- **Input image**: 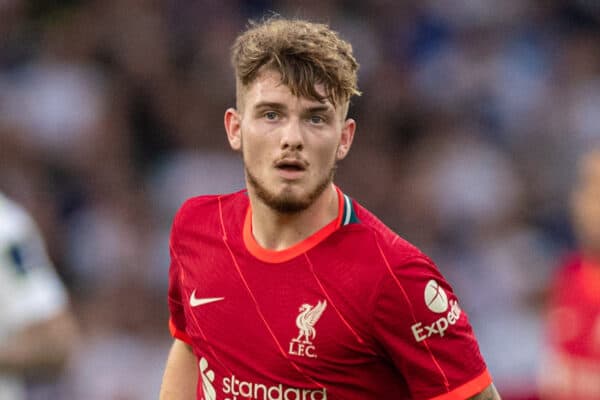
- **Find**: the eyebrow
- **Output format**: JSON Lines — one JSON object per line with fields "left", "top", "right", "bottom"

{"left": 252, "top": 102, "right": 335, "bottom": 114}
{"left": 252, "top": 102, "right": 287, "bottom": 112}
{"left": 305, "top": 105, "right": 333, "bottom": 114}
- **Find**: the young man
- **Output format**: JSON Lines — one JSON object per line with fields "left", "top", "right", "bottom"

{"left": 160, "top": 18, "right": 500, "bottom": 400}
{"left": 0, "top": 192, "right": 78, "bottom": 400}
{"left": 539, "top": 150, "right": 600, "bottom": 399}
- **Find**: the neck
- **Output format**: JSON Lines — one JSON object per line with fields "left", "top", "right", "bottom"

{"left": 248, "top": 184, "right": 339, "bottom": 251}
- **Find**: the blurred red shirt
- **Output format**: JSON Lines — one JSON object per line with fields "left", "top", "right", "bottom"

{"left": 540, "top": 254, "right": 600, "bottom": 399}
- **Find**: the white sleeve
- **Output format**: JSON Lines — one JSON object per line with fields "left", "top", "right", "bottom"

{"left": 0, "top": 198, "right": 68, "bottom": 338}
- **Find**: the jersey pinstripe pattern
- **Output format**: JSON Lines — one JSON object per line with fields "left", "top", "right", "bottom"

{"left": 168, "top": 188, "right": 491, "bottom": 399}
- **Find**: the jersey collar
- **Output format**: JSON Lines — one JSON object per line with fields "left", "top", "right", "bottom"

{"left": 243, "top": 186, "right": 351, "bottom": 263}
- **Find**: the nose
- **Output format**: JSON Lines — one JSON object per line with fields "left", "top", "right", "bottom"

{"left": 280, "top": 119, "right": 304, "bottom": 151}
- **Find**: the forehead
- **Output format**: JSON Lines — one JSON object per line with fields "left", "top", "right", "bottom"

{"left": 243, "top": 69, "right": 333, "bottom": 110}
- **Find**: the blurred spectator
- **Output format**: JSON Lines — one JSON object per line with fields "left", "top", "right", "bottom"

{"left": 538, "top": 150, "right": 600, "bottom": 399}
{"left": 0, "top": 192, "right": 78, "bottom": 400}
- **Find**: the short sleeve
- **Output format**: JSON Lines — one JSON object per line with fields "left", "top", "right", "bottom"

{"left": 167, "top": 206, "right": 193, "bottom": 345}
{"left": 373, "top": 256, "right": 491, "bottom": 400}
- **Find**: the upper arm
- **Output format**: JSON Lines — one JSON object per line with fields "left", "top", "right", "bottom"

{"left": 468, "top": 383, "right": 501, "bottom": 400}
{"left": 160, "top": 339, "right": 198, "bottom": 400}
{"left": 372, "top": 256, "right": 492, "bottom": 399}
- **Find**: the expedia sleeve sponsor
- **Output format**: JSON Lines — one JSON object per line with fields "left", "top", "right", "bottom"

{"left": 411, "top": 299, "right": 462, "bottom": 342}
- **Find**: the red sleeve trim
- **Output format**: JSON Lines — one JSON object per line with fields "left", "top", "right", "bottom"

{"left": 169, "top": 318, "right": 193, "bottom": 345}
{"left": 428, "top": 369, "right": 493, "bottom": 400}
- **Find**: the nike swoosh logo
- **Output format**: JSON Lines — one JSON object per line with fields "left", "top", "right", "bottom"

{"left": 189, "top": 290, "right": 225, "bottom": 307}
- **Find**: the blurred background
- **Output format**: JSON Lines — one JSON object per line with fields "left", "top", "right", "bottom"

{"left": 1, "top": 0, "right": 599, "bottom": 399}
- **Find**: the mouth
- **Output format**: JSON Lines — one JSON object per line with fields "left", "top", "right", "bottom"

{"left": 274, "top": 158, "right": 308, "bottom": 181}
{"left": 275, "top": 159, "right": 307, "bottom": 172}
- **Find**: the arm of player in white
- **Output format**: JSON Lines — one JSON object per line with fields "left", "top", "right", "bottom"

{"left": 0, "top": 308, "right": 78, "bottom": 376}
{"left": 0, "top": 195, "right": 78, "bottom": 377}
{"left": 468, "top": 383, "right": 502, "bottom": 400}
{"left": 160, "top": 339, "right": 198, "bottom": 400}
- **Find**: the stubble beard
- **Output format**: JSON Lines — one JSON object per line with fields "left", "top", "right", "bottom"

{"left": 245, "top": 158, "right": 337, "bottom": 214}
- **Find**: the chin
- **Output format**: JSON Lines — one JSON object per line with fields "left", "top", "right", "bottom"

{"left": 270, "top": 192, "right": 313, "bottom": 213}
{"left": 252, "top": 184, "right": 311, "bottom": 213}
{"left": 253, "top": 181, "right": 328, "bottom": 214}
{"left": 246, "top": 166, "right": 334, "bottom": 214}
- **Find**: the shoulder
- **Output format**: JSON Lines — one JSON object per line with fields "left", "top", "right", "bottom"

{"left": 550, "top": 252, "right": 583, "bottom": 287}
{"left": 343, "top": 197, "right": 428, "bottom": 265}
{"left": 172, "top": 190, "right": 248, "bottom": 229}
{"left": 0, "top": 193, "right": 38, "bottom": 244}
{"left": 340, "top": 197, "right": 447, "bottom": 301}
{"left": 0, "top": 195, "right": 67, "bottom": 309}
{"left": 330, "top": 197, "right": 444, "bottom": 301}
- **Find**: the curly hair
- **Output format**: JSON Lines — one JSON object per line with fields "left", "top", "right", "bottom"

{"left": 231, "top": 17, "right": 361, "bottom": 115}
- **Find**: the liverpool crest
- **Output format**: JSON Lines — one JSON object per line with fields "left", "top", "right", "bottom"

{"left": 288, "top": 300, "right": 327, "bottom": 358}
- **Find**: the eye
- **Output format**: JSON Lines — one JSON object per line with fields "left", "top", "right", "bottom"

{"left": 309, "top": 115, "right": 325, "bottom": 124}
{"left": 264, "top": 111, "right": 279, "bottom": 120}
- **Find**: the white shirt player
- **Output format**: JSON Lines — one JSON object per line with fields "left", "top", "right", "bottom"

{"left": 0, "top": 193, "right": 68, "bottom": 400}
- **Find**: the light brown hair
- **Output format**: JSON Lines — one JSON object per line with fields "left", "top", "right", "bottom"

{"left": 231, "top": 17, "right": 361, "bottom": 116}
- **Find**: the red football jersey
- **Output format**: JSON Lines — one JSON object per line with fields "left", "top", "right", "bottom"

{"left": 539, "top": 254, "right": 600, "bottom": 399}
{"left": 168, "top": 187, "right": 491, "bottom": 400}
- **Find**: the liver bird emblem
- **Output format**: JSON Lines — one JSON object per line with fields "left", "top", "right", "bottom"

{"left": 294, "top": 300, "right": 327, "bottom": 344}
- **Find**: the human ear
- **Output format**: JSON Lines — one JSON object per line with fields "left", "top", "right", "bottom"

{"left": 224, "top": 108, "right": 242, "bottom": 151}
{"left": 336, "top": 118, "right": 356, "bottom": 160}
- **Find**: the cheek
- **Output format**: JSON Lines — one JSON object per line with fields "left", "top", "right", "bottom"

{"left": 316, "top": 140, "right": 341, "bottom": 165}
{"left": 241, "top": 130, "right": 270, "bottom": 166}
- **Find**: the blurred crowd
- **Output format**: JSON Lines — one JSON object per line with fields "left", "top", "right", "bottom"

{"left": 1, "top": 0, "right": 599, "bottom": 399}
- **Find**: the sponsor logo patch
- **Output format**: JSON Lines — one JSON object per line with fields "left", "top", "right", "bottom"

{"left": 200, "top": 357, "right": 217, "bottom": 400}
{"left": 411, "top": 280, "right": 462, "bottom": 342}
{"left": 424, "top": 279, "right": 448, "bottom": 313}
{"left": 199, "top": 357, "right": 328, "bottom": 400}
{"left": 190, "top": 290, "right": 225, "bottom": 307}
